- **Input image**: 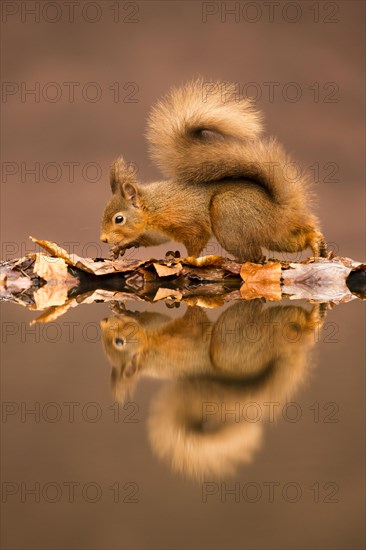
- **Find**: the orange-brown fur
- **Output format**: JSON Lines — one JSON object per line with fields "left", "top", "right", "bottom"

{"left": 100, "top": 301, "right": 326, "bottom": 479}
{"left": 101, "top": 79, "right": 327, "bottom": 261}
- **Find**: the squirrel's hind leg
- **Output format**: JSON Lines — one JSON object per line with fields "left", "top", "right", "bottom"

{"left": 210, "top": 191, "right": 266, "bottom": 263}
{"left": 269, "top": 226, "right": 328, "bottom": 259}
{"left": 311, "top": 232, "right": 328, "bottom": 258}
{"left": 213, "top": 231, "right": 264, "bottom": 263}
{"left": 231, "top": 245, "right": 265, "bottom": 264}
{"left": 184, "top": 233, "right": 211, "bottom": 258}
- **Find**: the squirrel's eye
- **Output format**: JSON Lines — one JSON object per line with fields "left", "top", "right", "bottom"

{"left": 114, "top": 337, "right": 125, "bottom": 347}
{"left": 114, "top": 214, "right": 125, "bottom": 225}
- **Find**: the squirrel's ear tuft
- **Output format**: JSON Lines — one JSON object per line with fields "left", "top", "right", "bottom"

{"left": 122, "top": 182, "right": 140, "bottom": 207}
{"left": 110, "top": 157, "right": 139, "bottom": 195}
{"left": 110, "top": 158, "right": 125, "bottom": 194}
{"left": 110, "top": 168, "right": 120, "bottom": 194}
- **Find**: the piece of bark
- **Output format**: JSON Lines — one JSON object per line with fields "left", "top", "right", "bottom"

{"left": 30, "top": 236, "right": 148, "bottom": 275}
{"left": 1, "top": 237, "right": 365, "bottom": 321}
{"left": 154, "top": 288, "right": 183, "bottom": 301}
{"left": 282, "top": 258, "right": 362, "bottom": 303}
{"left": 30, "top": 301, "right": 73, "bottom": 324}
{"left": 153, "top": 262, "right": 183, "bottom": 277}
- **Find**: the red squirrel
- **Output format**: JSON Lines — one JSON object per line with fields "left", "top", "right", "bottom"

{"left": 101, "top": 79, "right": 327, "bottom": 261}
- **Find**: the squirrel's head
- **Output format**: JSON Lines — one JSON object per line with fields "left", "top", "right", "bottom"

{"left": 100, "top": 313, "right": 146, "bottom": 403}
{"left": 100, "top": 158, "right": 146, "bottom": 247}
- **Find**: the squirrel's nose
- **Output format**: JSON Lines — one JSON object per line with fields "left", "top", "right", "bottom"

{"left": 100, "top": 233, "right": 108, "bottom": 243}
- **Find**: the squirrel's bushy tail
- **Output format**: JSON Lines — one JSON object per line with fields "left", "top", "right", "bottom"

{"left": 147, "top": 78, "right": 263, "bottom": 171}
{"left": 146, "top": 79, "right": 311, "bottom": 210}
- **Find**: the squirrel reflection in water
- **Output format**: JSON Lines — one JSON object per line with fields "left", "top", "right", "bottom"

{"left": 100, "top": 300, "right": 326, "bottom": 480}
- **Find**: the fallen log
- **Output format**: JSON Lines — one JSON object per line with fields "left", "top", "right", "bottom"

{"left": 0, "top": 236, "right": 365, "bottom": 323}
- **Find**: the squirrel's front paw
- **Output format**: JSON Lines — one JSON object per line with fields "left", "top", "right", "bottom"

{"left": 110, "top": 301, "right": 127, "bottom": 314}
{"left": 109, "top": 245, "right": 126, "bottom": 260}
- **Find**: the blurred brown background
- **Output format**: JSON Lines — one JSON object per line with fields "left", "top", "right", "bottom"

{"left": 1, "top": 2, "right": 365, "bottom": 550}
{"left": 1, "top": 0, "right": 365, "bottom": 261}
